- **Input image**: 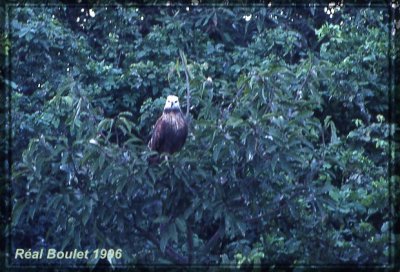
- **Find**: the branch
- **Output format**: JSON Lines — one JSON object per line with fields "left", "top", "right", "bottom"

{"left": 132, "top": 223, "right": 188, "bottom": 264}
{"left": 187, "top": 218, "right": 194, "bottom": 264}
{"left": 296, "top": 58, "right": 313, "bottom": 100}
{"left": 219, "top": 85, "right": 244, "bottom": 123}
{"left": 179, "top": 49, "right": 191, "bottom": 119}
{"left": 226, "top": 85, "right": 245, "bottom": 113}
{"left": 199, "top": 218, "right": 225, "bottom": 256}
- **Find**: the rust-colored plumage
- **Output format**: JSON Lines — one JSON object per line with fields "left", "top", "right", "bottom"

{"left": 148, "top": 95, "right": 188, "bottom": 163}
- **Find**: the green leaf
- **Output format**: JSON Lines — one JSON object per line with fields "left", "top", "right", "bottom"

{"left": 82, "top": 207, "right": 90, "bottom": 226}
{"left": 175, "top": 218, "right": 186, "bottom": 233}
{"left": 12, "top": 199, "right": 27, "bottom": 226}
{"left": 167, "top": 223, "right": 178, "bottom": 243}
{"left": 62, "top": 96, "right": 73, "bottom": 106}
{"left": 154, "top": 216, "right": 169, "bottom": 224}
{"left": 4, "top": 79, "right": 18, "bottom": 89}
{"left": 226, "top": 116, "right": 243, "bottom": 128}
{"left": 98, "top": 153, "right": 106, "bottom": 169}
{"left": 160, "top": 231, "right": 169, "bottom": 254}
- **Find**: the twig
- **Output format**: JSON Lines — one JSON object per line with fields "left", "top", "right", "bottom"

{"left": 219, "top": 85, "right": 244, "bottom": 123}
{"left": 179, "top": 49, "right": 191, "bottom": 119}
{"left": 226, "top": 85, "right": 245, "bottom": 113}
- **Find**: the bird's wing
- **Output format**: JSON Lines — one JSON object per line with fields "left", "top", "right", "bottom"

{"left": 148, "top": 115, "right": 165, "bottom": 151}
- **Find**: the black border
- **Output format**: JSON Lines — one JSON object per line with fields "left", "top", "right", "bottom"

{"left": 1, "top": 1, "right": 399, "bottom": 271}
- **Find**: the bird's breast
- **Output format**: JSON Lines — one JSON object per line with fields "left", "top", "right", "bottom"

{"left": 163, "top": 112, "right": 186, "bottom": 133}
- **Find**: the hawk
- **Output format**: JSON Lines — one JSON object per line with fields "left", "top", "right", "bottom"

{"left": 148, "top": 95, "right": 188, "bottom": 162}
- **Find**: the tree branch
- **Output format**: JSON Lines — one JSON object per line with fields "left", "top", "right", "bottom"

{"left": 199, "top": 218, "right": 225, "bottom": 256}
{"left": 132, "top": 223, "right": 188, "bottom": 264}
{"left": 226, "top": 85, "right": 245, "bottom": 113}
{"left": 179, "top": 49, "right": 191, "bottom": 120}
{"left": 296, "top": 58, "right": 313, "bottom": 100}
{"left": 187, "top": 218, "right": 194, "bottom": 264}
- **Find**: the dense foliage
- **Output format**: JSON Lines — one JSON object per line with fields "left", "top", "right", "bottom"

{"left": 3, "top": 2, "right": 399, "bottom": 269}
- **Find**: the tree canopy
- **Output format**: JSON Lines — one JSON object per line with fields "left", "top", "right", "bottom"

{"left": 2, "top": 1, "right": 399, "bottom": 269}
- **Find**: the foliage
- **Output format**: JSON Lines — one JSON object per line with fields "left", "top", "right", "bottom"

{"left": 5, "top": 2, "right": 399, "bottom": 269}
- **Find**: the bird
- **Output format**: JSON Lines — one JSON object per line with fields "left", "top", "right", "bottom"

{"left": 148, "top": 95, "right": 188, "bottom": 163}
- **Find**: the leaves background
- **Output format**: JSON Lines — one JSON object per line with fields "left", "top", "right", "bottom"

{"left": 2, "top": 2, "right": 399, "bottom": 268}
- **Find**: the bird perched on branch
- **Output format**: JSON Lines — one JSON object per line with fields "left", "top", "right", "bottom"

{"left": 148, "top": 95, "right": 188, "bottom": 164}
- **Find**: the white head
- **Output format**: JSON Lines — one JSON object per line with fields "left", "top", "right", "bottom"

{"left": 164, "top": 95, "right": 181, "bottom": 110}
